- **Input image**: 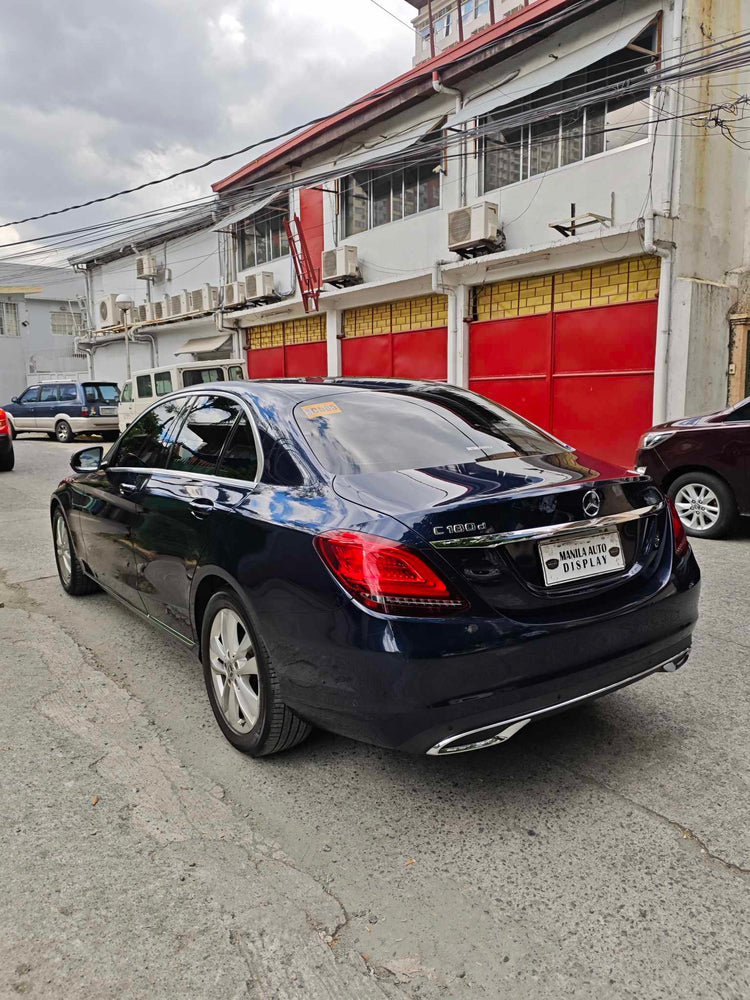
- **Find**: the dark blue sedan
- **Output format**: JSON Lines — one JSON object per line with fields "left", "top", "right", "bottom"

{"left": 50, "top": 379, "right": 700, "bottom": 757}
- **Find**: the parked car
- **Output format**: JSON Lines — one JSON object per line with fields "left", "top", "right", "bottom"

{"left": 119, "top": 359, "right": 247, "bottom": 430}
{"left": 50, "top": 379, "right": 700, "bottom": 758}
{"left": 0, "top": 408, "right": 14, "bottom": 471}
{"left": 635, "top": 395, "right": 750, "bottom": 539}
{"left": 3, "top": 381, "right": 120, "bottom": 443}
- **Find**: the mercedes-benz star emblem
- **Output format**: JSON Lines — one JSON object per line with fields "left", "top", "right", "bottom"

{"left": 582, "top": 490, "right": 601, "bottom": 518}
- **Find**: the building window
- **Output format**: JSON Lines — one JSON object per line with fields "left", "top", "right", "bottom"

{"left": 0, "top": 301, "right": 20, "bottom": 337}
{"left": 480, "top": 26, "right": 657, "bottom": 193}
{"left": 462, "top": 0, "right": 489, "bottom": 21}
{"left": 340, "top": 138, "right": 443, "bottom": 237}
{"left": 433, "top": 7, "right": 452, "bottom": 38}
{"left": 237, "top": 199, "right": 289, "bottom": 271}
{"left": 51, "top": 311, "right": 83, "bottom": 336}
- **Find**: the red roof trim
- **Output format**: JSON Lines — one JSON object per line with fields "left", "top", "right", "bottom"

{"left": 212, "top": 0, "right": 573, "bottom": 193}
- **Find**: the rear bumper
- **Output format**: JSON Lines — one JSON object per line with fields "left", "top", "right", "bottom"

{"left": 69, "top": 416, "right": 119, "bottom": 431}
{"left": 272, "top": 552, "right": 700, "bottom": 755}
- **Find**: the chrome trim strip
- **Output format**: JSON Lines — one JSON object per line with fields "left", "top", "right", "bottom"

{"left": 430, "top": 502, "right": 664, "bottom": 549}
{"left": 425, "top": 650, "right": 689, "bottom": 756}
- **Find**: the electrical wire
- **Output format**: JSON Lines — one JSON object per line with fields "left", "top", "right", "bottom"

{"left": 364, "top": 0, "right": 418, "bottom": 35}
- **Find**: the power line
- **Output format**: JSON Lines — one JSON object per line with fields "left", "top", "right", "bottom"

{"left": 365, "top": 0, "right": 417, "bottom": 35}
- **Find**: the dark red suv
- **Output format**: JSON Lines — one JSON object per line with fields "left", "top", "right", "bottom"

{"left": 635, "top": 396, "right": 750, "bottom": 538}
{"left": 0, "top": 408, "right": 14, "bottom": 472}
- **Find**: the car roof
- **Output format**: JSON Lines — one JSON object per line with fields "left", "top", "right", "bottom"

{"left": 225, "top": 377, "right": 443, "bottom": 401}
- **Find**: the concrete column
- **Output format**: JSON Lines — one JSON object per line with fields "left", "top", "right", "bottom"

{"left": 326, "top": 309, "right": 342, "bottom": 377}
{"left": 447, "top": 284, "right": 470, "bottom": 388}
{"left": 729, "top": 318, "right": 750, "bottom": 405}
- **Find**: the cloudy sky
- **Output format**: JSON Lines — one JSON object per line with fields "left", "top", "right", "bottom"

{"left": 0, "top": 0, "right": 416, "bottom": 259}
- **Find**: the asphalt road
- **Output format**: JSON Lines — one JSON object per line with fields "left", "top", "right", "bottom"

{"left": 0, "top": 436, "right": 748, "bottom": 1000}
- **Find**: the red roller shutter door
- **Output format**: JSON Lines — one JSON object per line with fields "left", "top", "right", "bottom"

{"left": 247, "top": 341, "right": 326, "bottom": 379}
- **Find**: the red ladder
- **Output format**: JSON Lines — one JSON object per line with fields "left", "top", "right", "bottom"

{"left": 284, "top": 215, "right": 321, "bottom": 314}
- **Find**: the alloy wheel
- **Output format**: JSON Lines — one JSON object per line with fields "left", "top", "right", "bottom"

{"left": 208, "top": 607, "right": 260, "bottom": 734}
{"left": 56, "top": 421, "right": 72, "bottom": 443}
{"left": 54, "top": 515, "right": 72, "bottom": 586}
{"left": 673, "top": 482, "right": 721, "bottom": 532}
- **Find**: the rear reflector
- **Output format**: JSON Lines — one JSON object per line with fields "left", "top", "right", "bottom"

{"left": 314, "top": 530, "right": 467, "bottom": 616}
{"left": 666, "top": 496, "right": 690, "bottom": 557}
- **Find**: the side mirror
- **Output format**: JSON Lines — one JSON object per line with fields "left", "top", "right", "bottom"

{"left": 11, "top": 397, "right": 18, "bottom": 404}
{"left": 71, "top": 446, "right": 104, "bottom": 474}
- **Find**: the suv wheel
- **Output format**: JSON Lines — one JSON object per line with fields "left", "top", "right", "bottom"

{"left": 201, "top": 590, "right": 311, "bottom": 757}
{"left": 668, "top": 472, "right": 736, "bottom": 539}
{"left": 55, "top": 420, "right": 74, "bottom": 443}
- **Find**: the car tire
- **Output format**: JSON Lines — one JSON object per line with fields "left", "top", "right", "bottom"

{"left": 55, "top": 420, "right": 74, "bottom": 443}
{"left": 47, "top": 432, "right": 56, "bottom": 440}
{"left": 668, "top": 471, "right": 736, "bottom": 540}
{"left": 52, "top": 508, "right": 99, "bottom": 595}
{"left": 201, "top": 590, "right": 312, "bottom": 757}
{"left": 0, "top": 448, "right": 13, "bottom": 472}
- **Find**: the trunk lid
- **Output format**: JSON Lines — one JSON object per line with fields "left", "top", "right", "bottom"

{"left": 333, "top": 450, "right": 667, "bottom": 620}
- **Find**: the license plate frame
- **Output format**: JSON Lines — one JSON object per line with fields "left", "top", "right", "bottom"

{"left": 539, "top": 526, "right": 625, "bottom": 587}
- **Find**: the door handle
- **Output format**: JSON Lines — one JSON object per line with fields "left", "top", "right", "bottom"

{"left": 119, "top": 482, "right": 140, "bottom": 495}
{"left": 190, "top": 498, "right": 215, "bottom": 518}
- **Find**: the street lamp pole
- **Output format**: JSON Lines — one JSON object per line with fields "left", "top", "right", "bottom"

{"left": 115, "top": 294, "right": 134, "bottom": 379}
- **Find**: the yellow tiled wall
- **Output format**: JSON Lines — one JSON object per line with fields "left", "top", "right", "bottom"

{"left": 247, "top": 314, "right": 325, "bottom": 351}
{"left": 343, "top": 294, "right": 448, "bottom": 338}
{"left": 475, "top": 256, "right": 661, "bottom": 321}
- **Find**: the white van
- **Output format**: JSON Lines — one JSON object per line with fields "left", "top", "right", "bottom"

{"left": 118, "top": 359, "right": 248, "bottom": 430}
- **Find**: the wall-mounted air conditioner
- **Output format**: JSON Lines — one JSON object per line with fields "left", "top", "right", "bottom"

{"left": 244, "top": 272, "right": 275, "bottom": 302}
{"left": 188, "top": 284, "right": 219, "bottom": 313}
{"left": 448, "top": 202, "right": 500, "bottom": 252}
{"left": 97, "top": 294, "right": 122, "bottom": 329}
{"left": 321, "top": 246, "right": 359, "bottom": 285}
{"left": 146, "top": 301, "right": 165, "bottom": 322}
{"left": 135, "top": 304, "right": 148, "bottom": 323}
{"left": 223, "top": 281, "right": 246, "bottom": 308}
{"left": 135, "top": 254, "right": 160, "bottom": 279}
{"left": 169, "top": 291, "right": 191, "bottom": 318}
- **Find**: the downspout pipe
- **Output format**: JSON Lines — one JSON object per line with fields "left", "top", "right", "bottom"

{"left": 433, "top": 259, "right": 459, "bottom": 385}
{"left": 432, "top": 72, "right": 465, "bottom": 208}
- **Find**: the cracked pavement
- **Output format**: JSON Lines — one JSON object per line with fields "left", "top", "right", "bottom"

{"left": 0, "top": 437, "right": 748, "bottom": 999}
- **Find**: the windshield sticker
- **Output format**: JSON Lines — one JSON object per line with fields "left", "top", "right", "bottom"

{"left": 301, "top": 401, "right": 342, "bottom": 419}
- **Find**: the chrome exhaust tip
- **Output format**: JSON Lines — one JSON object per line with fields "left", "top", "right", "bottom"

{"left": 661, "top": 649, "right": 691, "bottom": 673}
{"left": 427, "top": 718, "right": 530, "bottom": 756}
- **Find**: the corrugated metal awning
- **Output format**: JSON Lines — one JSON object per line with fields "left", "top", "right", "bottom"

{"left": 450, "top": 12, "right": 656, "bottom": 127}
{"left": 175, "top": 334, "right": 232, "bottom": 355}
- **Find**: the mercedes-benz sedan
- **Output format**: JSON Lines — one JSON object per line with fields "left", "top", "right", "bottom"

{"left": 51, "top": 379, "right": 700, "bottom": 757}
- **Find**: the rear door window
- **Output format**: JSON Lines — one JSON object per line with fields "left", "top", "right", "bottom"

{"left": 59, "top": 383, "right": 78, "bottom": 401}
{"left": 154, "top": 371, "right": 173, "bottom": 396}
{"left": 136, "top": 375, "right": 154, "bottom": 399}
{"left": 111, "top": 398, "right": 187, "bottom": 469}
{"left": 218, "top": 416, "right": 258, "bottom": 482}
{"left": 182, "top": 367, "right": 224, "bottom": 387}
{"left": 39, "top": 385, "right": 60, "bottom": 403}
{"left": 83, "top": 383, "right": 119, "bottom": 402}
{"left": 168, "top": 395, "right": 242, "bottom": 474}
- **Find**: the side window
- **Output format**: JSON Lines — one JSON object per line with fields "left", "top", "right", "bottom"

{"left": 19, "top": 387, "right": 40, "bottom": 403}
{"left": 169, "top": 395, "right": 242, "bottom": 474}
{"left": 110, "top": 398, "right": 186, "bottom": 469}
{"left": 218, "top": 415, "right": 259, "bottom": 482}
{"left": 120, "top": 382, "right": 133, "bottom": 403}
{"left": 40, "top": 385, "right": 60, "bottom": 403}
{"left": 729, "top": 402, "right": 750, "bottom": 422}
{"left": 136, "top": 374, "right": 154, "bottom": 399}
{"left": 59, "top": 383, "right": 78, "bottom": 401}
{"left": 154, "top": 371, "right": 173, "bottom": 396}
{"left": 258, "top": 428, "right": 304, "bottom": 487}
{"left": 182, "top": 367, "right": 223, "bottom": 387}
{"left": 228, "top": 365, "right": 244, "bottom": 381}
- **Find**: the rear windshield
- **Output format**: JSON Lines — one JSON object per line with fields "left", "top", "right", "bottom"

{"left": 83, "top": 383, "right": 119, "bottom": 402}
{"left": 294, "top": 387, "right": 565, "bottom": 476}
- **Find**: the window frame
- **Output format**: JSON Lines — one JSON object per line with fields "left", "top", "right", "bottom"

{"left": 0, "top": 301, "right": 20, "bottom": 337}
{"left": 50, "top": 311, "right": 84, "bottom": 336}
{"left": 479, "top": 29, "right": 657, "bottom": 196}
{"left": 104, "top": 389, "right": 265, "bottom": 489}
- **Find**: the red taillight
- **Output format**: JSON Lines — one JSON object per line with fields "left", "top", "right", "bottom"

{"left": 81, "top": 406, "right": 89, "bottom": 416}
{"left": 666, "top": 497, "right": 690, "bottom": 558}
{"left": 314, "top": 530, "right": 467, "bottom": 617}
{"left": 0, "top": 410, "right": 8, "bottom": 436}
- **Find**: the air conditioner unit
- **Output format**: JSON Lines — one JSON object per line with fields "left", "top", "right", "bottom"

{"left": 146, "top": 301, "right": 165, "bottom": 322}
{"left": 448, "top": 202, "right": 499, "bottom": 252}
{"left": 169, "top": 291, "right": 191, "bottom": 318}
{"left": 97, "top": 294, "right": 122, "bottom": 329}
{"left": 134, "top": 304, "right": 147, "bottom": 323}
{"left": 223, "top": 281, "right": 246, "bottom": 308}
{"left": 135, "top": 253, "right": 160, "bottom": 279}
{"left": 321, "top": 246, "right": 359, "bottom": 284}
{"left": 244, "top": 272, "right": 275, "bottom": 302}
{"left": 188, "top": 284, "right": 219, "bottom": 313}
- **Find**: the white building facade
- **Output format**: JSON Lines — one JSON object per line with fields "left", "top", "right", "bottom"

{"left": 77, "top": 0, "right": 750, "bottom": 468}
